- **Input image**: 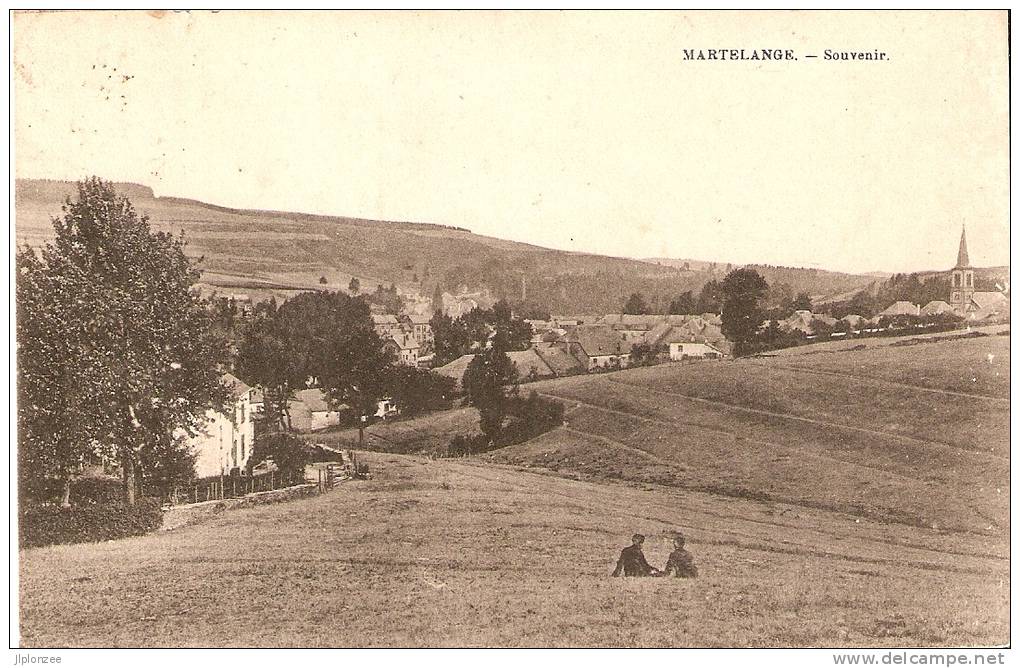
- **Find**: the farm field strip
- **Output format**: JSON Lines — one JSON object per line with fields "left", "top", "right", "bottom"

{"left": 541, "top": 386, "right": 1004, "bottom": 479}
{"left": 559, "top": 402, "right": 925, "bottom": 486}
{"left": 602, "top": 375, "right": 1008, "bottom": 460}
{"left": 542, "top": 418, "right": 995, "bottom": 538}
{"left": 746, "top": 360, "right": 1009, "bottom": 402}
{"left": 534, "top": 384, "right": 1005, "bottom": 535}
{"left": 766, "top": 334, "right": 1010, "bottom": 398}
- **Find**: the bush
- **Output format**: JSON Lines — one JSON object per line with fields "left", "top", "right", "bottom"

{"left": 448, "top": 392, "right": 565, "bottom": 456}
{"left": 19, "top": 473, "right": 125, "bottom": 510}
{"left": 386, "top": 366, "right": 457, "bottom": 416}
{"left": 247, "top": 432, "right": 310, "bottom": 478}
{"left": 19, "top": 499, "right": 164, "bottom": 548}
{"left": 71, "top": 475, "right": 124, "bottom": 506}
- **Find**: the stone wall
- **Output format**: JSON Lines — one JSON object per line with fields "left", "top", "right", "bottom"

{"left": 161, "top": 484, "right": 321, "bottom": 531}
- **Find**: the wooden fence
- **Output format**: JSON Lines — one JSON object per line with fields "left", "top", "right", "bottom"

{"left": 168, "top": 469, "right": 311, "bottom": 506}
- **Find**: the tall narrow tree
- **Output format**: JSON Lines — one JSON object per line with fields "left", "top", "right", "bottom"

{"left": 17, "top": 178, "right": 228, "bottom": 505}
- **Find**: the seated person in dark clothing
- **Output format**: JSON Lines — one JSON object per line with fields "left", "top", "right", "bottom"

{"left": 612, "top": 533, "right": 659, "bottom": 577}
{"left": 657, "top": 533, "right": 698, "bottom": 578}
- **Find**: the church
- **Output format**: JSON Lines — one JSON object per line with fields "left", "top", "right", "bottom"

{"left": 944, "top": 227, "right": 1009, "bottom": 321}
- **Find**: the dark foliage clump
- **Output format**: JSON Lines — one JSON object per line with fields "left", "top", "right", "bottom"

{"left": 20, "top": 499, "right": 163, "bottom": 548}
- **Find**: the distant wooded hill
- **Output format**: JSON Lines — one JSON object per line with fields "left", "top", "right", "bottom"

{"left": 16, "top": 178, "right": 880, "bottom": 313}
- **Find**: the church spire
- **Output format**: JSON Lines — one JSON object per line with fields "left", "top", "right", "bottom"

{"left": 955, "top": 225, "right": 971, "bottom": 268}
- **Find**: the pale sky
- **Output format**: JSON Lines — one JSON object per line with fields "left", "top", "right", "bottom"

{"left": 13, "top": 10, "right": 1010, "bottom": 274}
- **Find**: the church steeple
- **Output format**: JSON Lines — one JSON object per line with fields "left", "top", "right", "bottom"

{"left": 949, "top": 225, "right": 974, "bottom": 312}
{"left": 955, "top": 226, "right": 971, "bottom": 268}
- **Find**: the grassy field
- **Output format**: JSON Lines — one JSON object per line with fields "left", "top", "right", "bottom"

{"left": 332, "top": 332, "right": 1009, "bottom": 537}
{"left": 18, "top": 331, "right": 1010, "bottom": 647}
{"left": 493, "top": 333, "right": 1010, "bottom": 535}
{"left": 298, "top": 406, "right": 479, "bottom": 457}
{"left": 19, "top": 452, "right": 1008, "bottom": 647}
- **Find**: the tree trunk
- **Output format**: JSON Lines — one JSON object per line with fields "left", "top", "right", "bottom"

{"left": 60, "top": 475, "right": 72, "bottom": 510}
{"left": 282, "top": 383, "right": 293, "bottom": 431}
{"left": 123, "top": 402, "right": 141, "bottom": 505}
{"left": 122, "top": 451, "right": 136, "bottom": 506}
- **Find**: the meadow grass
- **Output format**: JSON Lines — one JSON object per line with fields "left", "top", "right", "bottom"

{"left": 19, "top": 453, "right": 1008, "bottom": 647}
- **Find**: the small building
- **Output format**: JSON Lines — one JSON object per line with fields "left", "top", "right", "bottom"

{"left": 434, "top": 349, "right": 556, "bottom": 390}
{"left": 291, "top": 388, "right": 342, "bottom": 431}
{"left": 383, "top": 332, "right": 421, "bottom": 366}
{"left": 400, "top": 313, "right": 434, "bottom": 348}
{"left": 780, "top": 310, "right": 838, "bottom": 335}
{"left": 967, "top": 291, "right": 1010, "bottom": 322}
{"left": 555, "top": 325, "right": 632, "bottom": 372}
{"left": 371, "top": 313, "right": 403, "bottom": 338}
{"left": 877, "top": 301, "right": 921, "bottom": 318}
{"left": 189, "top": 373, "right": 256, "bottom": 478}
{"left": 920, "top": 300, "right": 955, "bottom": 316}
{"left": 532, "top": 342, "right": 586, "bottom": 377}
{"left": 668, "top": 341, "right": 724, "bottom": 361}
{"left": 374, "top": 397, "right": 399, "bottom": 419}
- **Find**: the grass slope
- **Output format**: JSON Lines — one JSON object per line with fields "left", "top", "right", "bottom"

{"left": 489, "top": 333, "right": 1009, "bottom": 536}
{"left": 19, "top": 452, "right": 1007, "bottom": 647}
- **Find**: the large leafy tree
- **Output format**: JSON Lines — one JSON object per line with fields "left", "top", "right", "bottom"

{"left": 237, "top": 291, "right": 392, "bottom": 428}
{"left": 720, "top": 268, "right": 770, "bottom": 356}
{"left": 430, "top": 301, "right": 532, "bottom": 366}
{"left": 429, "top": 311, "right": 469, "bottom": 367}
{"left": 17, "top": 178, "right": 228, "bottom": 506}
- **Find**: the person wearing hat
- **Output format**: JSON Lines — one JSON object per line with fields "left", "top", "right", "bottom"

{"left": 657, "top": 532, "right": 698, "bottom": 578}
{"left": 611, "top": 533, "right": 659, "bottom": 577}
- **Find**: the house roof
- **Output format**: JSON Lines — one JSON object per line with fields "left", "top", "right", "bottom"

{"left": 221, "top": 372, "right": 251, "bottom": 399}
{"left": 551, "top": 315, "right": 602, "bottom": 325}
{"left": 407, "top": 314, "right": 432, "bottom": 325}
{"left": 564, "top": 325, "right": 632, "bottom": 357}
{"left": 385, "top": 333, "right": 420, "bottom": 351}
{"left": 971, "top": 291, "right": 1009, "bottom": 310}
{"left": 372, "top": 314, "right": 399, "bottom": 325}
{"left": 541, "top": 328, "right": 566, "bottom": 342}
{"left": 433, "top": 355, "right": 475, "bottom": 384}
{"left": 780, "top": 311, "right": 836, "bottom": 334}
{"left": 920, "top": 300, "right": 954, "bottom": 315}
{"left": 533, "top": 343, "right": 586, "bottom": 376}
{"left": 878, "top": 301, "right": 921, "bottom": 317}
{"left": 506, "top": 348, "right": 555, "bottom": 380}
{"left": 434, "top": 349, "right": 556, "bottom": 387}
{"left": 294, "top": 388, "right": 331, "bottom": 413}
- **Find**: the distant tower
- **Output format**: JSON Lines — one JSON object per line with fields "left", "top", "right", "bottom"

{"left": 949, "top": 226, "right": 975, "bottom": 312}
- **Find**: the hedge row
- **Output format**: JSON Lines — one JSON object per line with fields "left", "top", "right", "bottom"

{"left": 19, "top": 499, "right": 164, "bottom": 549}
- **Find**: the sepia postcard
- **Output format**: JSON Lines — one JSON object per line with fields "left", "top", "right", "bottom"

{"left": 9, "top": 8, "right": 1012, "bottom": 659}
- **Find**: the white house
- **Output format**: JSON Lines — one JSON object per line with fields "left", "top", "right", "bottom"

{"left": 291, "top": 388, "right": 342, "bottom": 431}
{"left": 383, "top": 333, "right": 421, "bottom": 366}
{"left": 190, "top": 372, "right": 256, "bottom": 478}
{"left": 669, "top": 341, "right": 724, "bottom": 361}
